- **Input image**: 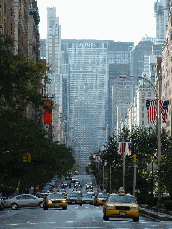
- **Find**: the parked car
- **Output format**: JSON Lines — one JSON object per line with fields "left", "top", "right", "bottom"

{"left": 66, "top": 192, "right": 82, "bottom": 206}
{"left": 43, "top": 193, "right": 67, "bottom": 210}
{"left": 82, "top": 194, "right": 93, "bottom": 205}
{"left": 3, "top": 194, "right": 43, "bottom": 210}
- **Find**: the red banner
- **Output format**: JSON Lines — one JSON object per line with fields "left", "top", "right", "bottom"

{"left": 44, "top": 99, "right": 52, "bottom": 124}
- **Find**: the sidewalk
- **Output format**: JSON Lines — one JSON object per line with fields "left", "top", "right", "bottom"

{"left": 139, "top": 205, "right": 172, "bottom": 221}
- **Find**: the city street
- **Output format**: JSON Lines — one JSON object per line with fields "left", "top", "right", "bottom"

{"left": 0, "top": 175, "right": 172, "bottom": 229}
{"left": 0, "top": 204, "right": 172, "bottom": 229}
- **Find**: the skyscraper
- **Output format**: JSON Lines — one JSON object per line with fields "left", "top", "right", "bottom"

{"left": 61, "top": 40, "right": 109, "bottom": 166}
{"left": 46, "top": 7, "right": 64, "bottom": 142}
{"left": 154, "top": 0, "right": 168, "bottom": 45}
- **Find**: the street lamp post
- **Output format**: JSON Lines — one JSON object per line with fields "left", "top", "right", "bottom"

{"left": 140, "top": 75, "right": 161, "bottom": 209}
{"left": 120, "top": 75, "right": 161, "bottom": 207}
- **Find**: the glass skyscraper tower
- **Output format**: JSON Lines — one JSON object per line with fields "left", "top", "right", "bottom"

{"left": 61, "top": 40, "right": 109, "bottom": 166}
{"left": 46, "top": 7, "right": 64, "bottom": 142}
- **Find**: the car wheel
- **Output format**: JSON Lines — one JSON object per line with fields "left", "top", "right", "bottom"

{"left": 39, "top": 201, "right": 43, "bottom": 208}
{"left": 103, "top": 212, "right": 109, "bottom": 221}
{"left": 133, "top": 217, "right": 139, "bottom": 222}
{"left": 80, "top": 203, "right": 82, "bottom": 206}
{"left": 43, "top": 204, "right": 48, "bottom": 210}
{"left": 11, "top": 203, "right": 18, "bottom": 210}
{"left": 62, "top": 206, "right": 67, "bottom": 210}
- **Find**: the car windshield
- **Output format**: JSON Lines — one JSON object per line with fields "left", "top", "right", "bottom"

{"left": 107, "top": 195, "right": 136, "bottom": 203}
{"left": 47, "top": 194, "right": 64, "bottom": 199}
{"left": 67, "top": 193, "right": 81, "bottom": 197}
{"left": 98, "top": 194, "right": 109, "bottom": 198}
{"left": 37, "top": 193, "right": 47, "bottom": 198}
{"left": 83, "top": 194, "right": 92, "bottom": 198}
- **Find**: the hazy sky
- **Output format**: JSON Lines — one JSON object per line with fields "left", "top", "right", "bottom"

{"left": 37, "top": 0, "right": 156, "bottom": 46}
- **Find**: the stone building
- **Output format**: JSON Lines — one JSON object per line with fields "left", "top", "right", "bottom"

{"left": 0, "top": 0, "right": 43, "bottom": 124}
{"left": 161, "top": 1, "right": 172, "bottom": 135}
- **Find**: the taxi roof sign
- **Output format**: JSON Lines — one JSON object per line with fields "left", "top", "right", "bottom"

{"left": 118, "top": 187, "right": 125, "bottom": 194}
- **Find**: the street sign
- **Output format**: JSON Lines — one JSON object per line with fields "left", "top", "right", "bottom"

{"left": 147, "top": 162, "right": 158, "bottom": 172}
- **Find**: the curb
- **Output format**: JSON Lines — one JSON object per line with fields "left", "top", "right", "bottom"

{"left": 139, "top": 207, "right": 172, "bottom": 221}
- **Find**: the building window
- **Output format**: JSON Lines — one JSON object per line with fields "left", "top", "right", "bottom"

{"left": 148, "top": 92, "right": 151, "bottom": 97}
{"left": 142, "top": 113, "right": 144, "bottom": 118}
{"left": 142, "top": 99, "right": 144, "bottom": 103}
{"left": 142, "top": 106, "right": 144, "bottom": 111}
{"left": 142, "top": 121, "right": 144, "bottom": 125}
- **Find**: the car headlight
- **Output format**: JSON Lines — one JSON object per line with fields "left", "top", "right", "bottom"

{"left": 130, "top": 207, "right": 138, "bottom": 210}
{"left": 48, "top": 200, "right": 52, "bottom": 204}
{"left": 62, "top": 200, "right": 66, "bottom": 203}
{"left": 107, "top": 205, "right": 115, "bottom": 210}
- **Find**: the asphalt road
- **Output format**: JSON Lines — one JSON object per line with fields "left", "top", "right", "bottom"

{"left": 1, "top": 204, "right": 172, "bottom": 229}
{"left": 0, "top": 175, "right": 172, "bottom": 229}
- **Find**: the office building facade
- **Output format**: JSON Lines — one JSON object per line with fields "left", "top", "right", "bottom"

{"left": 154, "top": 0, "right": 168, "bottom": 45}
{"left": 61, "top": 40, "right": 109, "bottom": 165}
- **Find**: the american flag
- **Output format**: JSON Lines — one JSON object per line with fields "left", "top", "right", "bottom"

{"left": 146, "top": 100, "right": 157, "bottom": 123}
{"left": 159, "top": 100, "right": 169, "bottom": 123}
{"left": 116, "top": 142, "right": 132, "bottom": 155}
{"left": 125, "top": 142, "right": 132, "bottom": 156}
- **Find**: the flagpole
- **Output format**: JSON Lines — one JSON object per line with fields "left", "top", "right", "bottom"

{"left": 103, "top": 164, "right": 104, "bottom": 191}
{"left": 157, "top": 72, "right": 162, "bottom": 210}
{"left": 123, "top": 140, "right": 125, "bottom": 190}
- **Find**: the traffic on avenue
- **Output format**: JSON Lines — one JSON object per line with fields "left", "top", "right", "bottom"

{"left": 0, "top": 174, "right": 172, "bottom": 229}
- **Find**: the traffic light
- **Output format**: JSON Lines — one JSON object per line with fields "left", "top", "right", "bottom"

{"left": 23, "top": 153, "right": 31, "bottom": 163}
{"left": 28, "top": 153, "right": 31, "bottom": 163}
{"left": 18, "top": 181, "right": 20, "bottom": 187}
{"left": 23, "top": 154, "right": 27, "bottom": 163}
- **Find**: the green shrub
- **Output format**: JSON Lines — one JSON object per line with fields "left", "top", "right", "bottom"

{"left": 163, "top": 200, "right": 172, "bottom": 210}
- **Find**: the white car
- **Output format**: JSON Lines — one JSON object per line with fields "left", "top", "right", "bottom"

{"left": 4, "top": 194, "right": 43, "bottom": 210}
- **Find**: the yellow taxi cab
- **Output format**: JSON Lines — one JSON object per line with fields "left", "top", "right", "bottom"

{"left": 94, "top": 193, "right": 109, "bottom": 206}
{"left": 43, "top": 192, "right": 67, "bottom": 210}
{"left": 103, "top": 188, "right": 139, "bottom": 222}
